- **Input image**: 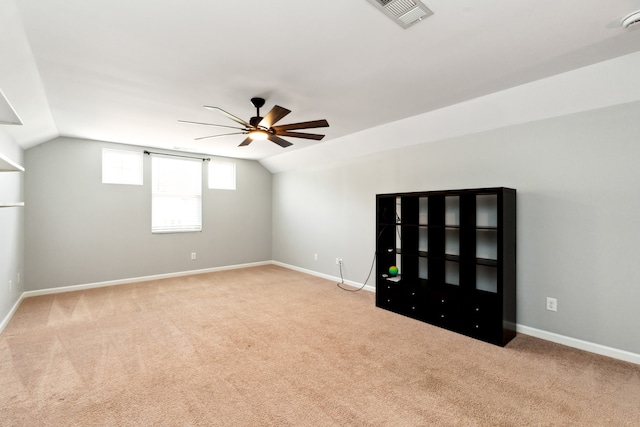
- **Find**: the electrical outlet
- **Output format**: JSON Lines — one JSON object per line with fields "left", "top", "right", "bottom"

{"left": 336, "top": 258, "right": 343, "bottom": 265}
{"left": 546, "top": 297, "right": 557, "bottom": 312}
{"left": 314, "top": 253, "right": 318, "bottom": 261}
{"left": 191, "top": 252, "right": 197, "bottom": 260}
{"left": 17, "top": 273, "right": 20, "bottom": 284}
{"left": 9, "top": 280, "right": 12, "bottom": 292}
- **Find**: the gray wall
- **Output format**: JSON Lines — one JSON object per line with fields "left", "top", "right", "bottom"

{"left": 272, "top": 100, "right": 640, "bottom": 355}
{"left": 25, "top": 137, "right": 272, "bottom": 291}
{"left": 0, "top": 131, "right": 24, "bottom": 326}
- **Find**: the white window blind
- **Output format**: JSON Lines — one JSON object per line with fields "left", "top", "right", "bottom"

{"left": 151, "top": 155, "right": 202, "bottom": 233}
{"left": 102, "top": 148, "right": 143, "bottom": 185}
{"left": 208, "top": 161, "right": 236, "bottom": 190}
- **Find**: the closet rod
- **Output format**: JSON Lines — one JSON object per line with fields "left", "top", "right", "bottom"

{"left": 144, "top": 150, "right": 210, "bottom": 161}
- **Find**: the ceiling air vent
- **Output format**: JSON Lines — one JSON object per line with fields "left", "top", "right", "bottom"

{"left": 366, "top": 0, "right": 433, "bottom": 29}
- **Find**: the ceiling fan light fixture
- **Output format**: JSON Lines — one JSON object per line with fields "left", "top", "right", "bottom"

{"left": 249, "top": 129, "right": 269, "bottom": 140}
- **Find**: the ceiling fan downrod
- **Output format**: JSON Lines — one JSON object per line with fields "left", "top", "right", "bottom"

{"left": 250, "top": 97, "right": 266, "bottom": 127}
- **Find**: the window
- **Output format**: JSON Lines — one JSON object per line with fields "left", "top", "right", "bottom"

{"left": 102, "top": 148, "right": 143, "bottom": 185}
{"left": 208, "top": 161, "right": 236, "bottom": 190}
{"left": 151, "top": 155, "right": 202, "bottom": 233}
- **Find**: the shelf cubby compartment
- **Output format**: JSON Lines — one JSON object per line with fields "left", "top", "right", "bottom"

{"left": 445, "top": 196, "right": 460, "bottom": 226}
{"left": 445, "top": 260, "right": 460, "bottom": 286}
{"left": 476, "top": 228, "right": 497, "bottom": 260}
{"left": 419, "top": 197, "right": 428, "bottom": 225}
{"left": 476, "top": 265, "right": 498, "bottom": 293}
{"left": 476, "top": 194, "right": 498, "bottom": 228}
{"left": 418, "top": 226, "right": 428, "bottom": 252}
{"left": 445, "top": 227, "right": 460, "bottom": 256}
{"left": 376, "top": 196, "right": 397, "bottom": 225}
{"left": 418, "top": 256, "right": 428, "bottom": 280}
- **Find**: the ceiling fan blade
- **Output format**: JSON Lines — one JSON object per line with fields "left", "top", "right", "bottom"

{"left": 204, "top": 106, "right": 252, "bottom": 127}
{"left": 276, "top": 131, "right": 325, "bottom": 141}
{"left": 268, "top": 134, "right": 293, "bottom": 148}
{"left": 259, "top": 105, "right": 291, "bottom": 128}
{"left": 272, "top": 119, "right": 329, "bottom": 131}
{"left": 239, "top": 137, "right": 253, "bottom": 147}
{"left": 195, "top": 132, "right": 247, "bottom": 141}
{"left": 178, "top": 120, "right": 247, "bottom": 131}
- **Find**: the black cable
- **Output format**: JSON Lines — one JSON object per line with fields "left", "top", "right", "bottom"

{"left": 336, "top": 223, "right": 388, "bottom": 292}
{"left": 337, "top": 251, "right": 376, "bottom": 292}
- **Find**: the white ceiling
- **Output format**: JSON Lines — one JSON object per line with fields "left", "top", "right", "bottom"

{"left": 2, "top": 0, "right": 640, "bottom": 167}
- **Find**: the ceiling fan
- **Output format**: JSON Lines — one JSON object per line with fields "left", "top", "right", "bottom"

{"left": 179, "top": 97, "right": 329, "bottom": 148}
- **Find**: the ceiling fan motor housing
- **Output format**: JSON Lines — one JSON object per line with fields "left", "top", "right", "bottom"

{"left": 249, "top": 116, "right": 263, "bottom": 127}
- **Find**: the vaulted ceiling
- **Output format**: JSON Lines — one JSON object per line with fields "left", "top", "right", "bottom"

{"left": 2, "top": 0, "right": 640, "bottom": 170}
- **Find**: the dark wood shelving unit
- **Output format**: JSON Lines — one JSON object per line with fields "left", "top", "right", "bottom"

{"left": 376, "top": 187, "right": 516, "bottom": 346}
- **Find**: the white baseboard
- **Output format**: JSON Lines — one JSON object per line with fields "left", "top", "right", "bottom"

{"left": 0, "top": 293, "right": 26, "bottom": 333}
{"left": 275, "top": 262, "right": 640, "bottom": 365}
{"left": 3, "top": 261, "right": 638, "bottom": 365}
{"left": 516, "top": 324, "right": 640, "bottom": 365}
{"left": 21, "top": 261, "right": 272, "bottom": 298}
{"left": 272, "top": 261, "right": 377, "bottom": 293}
{"left": 1, "top": 262, "right": 270, "bottom": 332}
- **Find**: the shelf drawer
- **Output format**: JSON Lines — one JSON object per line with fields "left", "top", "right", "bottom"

{"left": 376, "top": 281, "right": 427, "bottom": 319}
{"left": 376, "top": 280, "right": 401, "bottom": 311}
{"left": 462, "top": 295, "right": 501, "bottom": 342}
{"left": 377, "top": 280, "right": 401, "bottom": 296}
{"left": 403, "top": 286, "right": 426, "bottom": 319}
{"left": 426, "top": 290, "right": 462, "bottom": 329}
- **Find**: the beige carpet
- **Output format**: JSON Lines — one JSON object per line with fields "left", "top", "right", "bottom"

{"left": 1, "top": 265, "right": 639, "bottom": 426}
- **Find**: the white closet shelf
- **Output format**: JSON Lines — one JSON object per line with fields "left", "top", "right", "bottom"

{"left": 0, "top": 152, "right": 24, "bottom": 172}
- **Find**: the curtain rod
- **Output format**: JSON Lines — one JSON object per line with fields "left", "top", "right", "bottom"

{"left": 144, "top": 150, "right": 210, "bottom": 162}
